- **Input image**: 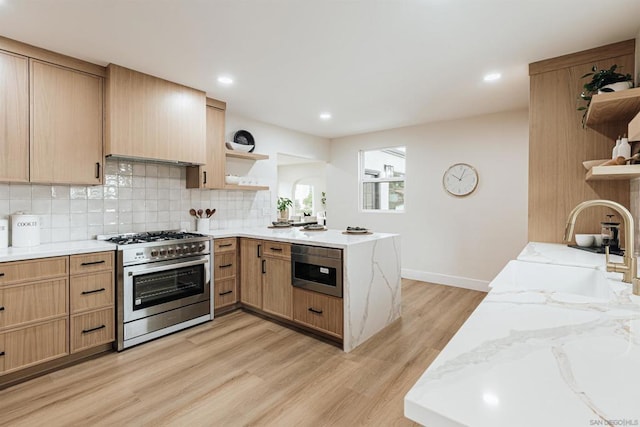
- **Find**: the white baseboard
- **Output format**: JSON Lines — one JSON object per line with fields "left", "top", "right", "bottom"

{"left": 401, "top": 268, "right": 489, "bottom": 292}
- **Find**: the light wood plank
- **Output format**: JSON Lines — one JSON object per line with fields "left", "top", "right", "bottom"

{"left": 262, "top": 255, "right": 292, "bottom": 320}
{"left": 239, "top": 238, "right": 263, "bottom": 309}
{"left": 586, "top": 164, "right": 640, "bottom": 181}
{"left": 225, "top": 150, "right": 269, "bottom": 160}
{"left": 0, "top": 280, "right": 485, "bottom": 426}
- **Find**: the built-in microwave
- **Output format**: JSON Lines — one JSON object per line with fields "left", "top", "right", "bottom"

{"left": 291, "top": 244, "right": 343, "bottom": 298}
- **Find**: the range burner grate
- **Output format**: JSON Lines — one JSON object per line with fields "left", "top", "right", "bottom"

{"left": 105, "top": 231, "right": 206, "bottom": 245}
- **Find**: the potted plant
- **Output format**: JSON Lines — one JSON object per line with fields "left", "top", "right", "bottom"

{"left": 277, "top": 197, "right": 293, "bottom": 221}
{"left": 577, "top": 64, "right": 633, "bottom": 126}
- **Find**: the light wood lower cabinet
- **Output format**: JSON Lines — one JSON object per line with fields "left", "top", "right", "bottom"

{"left": 0, "top": 318, "right": 68, "bottom": 374}
{"left": 293, "top": 288, "right": 343, "bottom": 339}
{"left": 239, "top": 238, "right": 292, "bottom": 319}
{"left": 70, "top": 307, "right": 114, "bottom": 354}
{"left": 213, "top": 238, "right": 238, "bottom": 311}
{"left": 0, "top": 279, "right": 68, "bottom": 329}
{"left": 0, "top": 251, "right": 115, "bottom": 378}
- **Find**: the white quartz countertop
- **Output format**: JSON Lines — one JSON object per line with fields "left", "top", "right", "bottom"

{"left": 0, "top": 240, "right": 117, "bottom": 263}
{"left": 204, "top": 227, "right": 398, "bottom": 249}
{"left": 405, "top": 242, "right": 640, "bottom": 426}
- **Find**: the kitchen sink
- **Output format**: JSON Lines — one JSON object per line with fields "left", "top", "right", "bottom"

{"left": 490, "top": 260, "right": 611, "bottom": 299}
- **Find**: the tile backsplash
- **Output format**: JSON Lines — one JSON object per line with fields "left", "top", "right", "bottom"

{"left": 0, "top": 159, "right": 272, "bottom": 244}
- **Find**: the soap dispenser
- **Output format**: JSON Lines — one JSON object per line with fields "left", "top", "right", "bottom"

{"left": 612, "top": 135, "right": 621, "bottom": 159}
{"left": 618, "top": 134, "right": 631, "bottom": 159}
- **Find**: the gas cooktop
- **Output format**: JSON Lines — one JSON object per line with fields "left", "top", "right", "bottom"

{"left": 102, "top": 231, "right": 207, "bottom": 246}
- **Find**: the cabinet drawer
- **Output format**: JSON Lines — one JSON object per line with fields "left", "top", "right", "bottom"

{"left": 70, "top": 251, "right": 114, "bottom": 275}
{"left": 214, "top": 277, "right": 237, "bottom": 309}
{"left": 70, "top": 307, "right": 114, "bottom": 354}
{"left": 70, "top": 271, "right": 114, "bottom": 314}
{"left": 0, "top": 279, "right": 68, "bottom": 330}
{"left": 214, "top": 252, "right": 236, "bottom": 279}
{"left": 293, "top": 288, "right": 343, "bottom": 339}
{"left": 0, "top": 319, "right": 68, "bottom": 373}
{"left": 0, "top": 257, "right": 68, "bottom": 286}
{"left": 214, "top": 238, "right": 237, "bottom": 253}
{"left": 263, "top": 242, "right": 291, "bottom": 258}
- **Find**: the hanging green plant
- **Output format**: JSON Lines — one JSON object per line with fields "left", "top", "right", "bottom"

{"left": 577, "top": 64, "right": 633, "bottom": 127}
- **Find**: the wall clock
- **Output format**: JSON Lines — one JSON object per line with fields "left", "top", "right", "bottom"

{"left": 443, "top": 163, "right": 479, "bottom": 197}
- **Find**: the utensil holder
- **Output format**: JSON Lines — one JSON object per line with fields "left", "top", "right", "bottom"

{"left": 196, "top": 218, "right": 210, "bottom": 233}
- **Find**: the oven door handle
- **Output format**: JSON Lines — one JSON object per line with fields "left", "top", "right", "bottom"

{"left": 128, "top": 258, "right": 208, "bottom": 277}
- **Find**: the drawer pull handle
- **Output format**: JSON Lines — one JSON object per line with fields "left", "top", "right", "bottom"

{"left": 270, "top": 247, "right": 283, "bottom": 252}
{"left": 81, "top": 260, "right": 106, "bottom": 266}
{"left": 262, "top": 259, "right": 266, "bottom": 274}
{"left": 219, "top": 290, "right": 233, "bottom": 296}
{"left": 308, "top": 307, "right": 323, "bottom": 315}
{"left": 0, "top": 306, "right": 5, "bottom": 311}
{"left": 0, "top": 351, "right": 4, "bottom": 357}
{"left": 219, "top": 243, "right": 232, "bottom": 248}
{"left": 82, "top": 324, "right": 106, "bottom": 334}
{"left": 219, "top": 264, "right": 233, "bottom": 269}
{"left": 0, "top": 272, "right": 4, "bottom": 277}
{"left": 81, "top": 288, "right": 106, "bottom": 295}
{"left": 203, "top": 171, "right": 207, "bottom": 185}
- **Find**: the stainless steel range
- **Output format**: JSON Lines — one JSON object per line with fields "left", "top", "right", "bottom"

{"left": 101, "top": 231, "right": 212, "bottom": 351}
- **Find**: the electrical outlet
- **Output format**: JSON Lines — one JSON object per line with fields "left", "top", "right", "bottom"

{"left": 262, "top": 208, "right": 271, "bottom": 216}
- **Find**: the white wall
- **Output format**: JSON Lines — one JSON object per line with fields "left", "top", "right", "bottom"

{"left": 328, "top": 110, "right": 529, "bottom": 290}
{"left": 277, "top": 162, "right": 327, "bottom": 216}
{"left": 225, "top": 113, "right": 331, "bottom": 219}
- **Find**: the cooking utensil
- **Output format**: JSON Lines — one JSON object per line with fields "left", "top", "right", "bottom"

{"left": 189, "top": 208, "right": 197, "bottom": 218}
{"left": 197, "top": 209, "right": 203, "bottom": 219}
{"left": 205, "top": 209, "right": 211, "bottom": 218}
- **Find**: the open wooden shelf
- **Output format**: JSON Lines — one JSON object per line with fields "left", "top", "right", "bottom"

{"left": 585, "top": 164, "right": 640, "bottom": 181}
{"left": 225, "top": 150, "right": 269, "bottom": 161}
{"left": 224, "top": 184, "right": 269, "bottom": 191}
{"left": 585, "top": 87, "right": 640, "bottom": 126}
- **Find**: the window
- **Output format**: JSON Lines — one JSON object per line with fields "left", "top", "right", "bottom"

{"left": 293, "top": 182, "right": 314, "bottom": 215}
{"left": 359, "top": 147, "right": 405, "bottom": 212}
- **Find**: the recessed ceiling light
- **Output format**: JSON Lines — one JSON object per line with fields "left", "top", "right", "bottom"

{"left": 217, "top": 76, "right": 234, "bottom": 85}
{"left": 319, "top": 112, "right": 332, "bottom": 120}
{"left": 483, "top": 73, "right": 502, "bottom": 82}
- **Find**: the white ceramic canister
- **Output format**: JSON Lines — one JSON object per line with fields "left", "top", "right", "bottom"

{"left": 0, "top": 219, "right": 8, "bottom": 248}
{"left": 11, "top": 213, "right": 40, "bottom": 247}
{"left": 196, "top": 218, "right": 210, "bottom": 233}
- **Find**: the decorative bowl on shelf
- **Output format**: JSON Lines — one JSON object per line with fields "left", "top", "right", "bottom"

{"left": 226, "top": 141, "right": 253, "bottom": 152}
{"left": 575, "top": 234, "right": 595, "bottom": 247}
{"left": 225, "top": 175, "right": 240, "bottom": 185}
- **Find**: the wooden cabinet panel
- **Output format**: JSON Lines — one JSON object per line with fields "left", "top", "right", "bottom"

{"left": 214, "top": 277, "right": 237, "bottom": 310}
{"left": 213, "top": 237, "right": 237, "bottom": 253}
{"left": 0, "top": 334, "right": 4, "bottom": 372}
{"left": 240, "top": 239, "right": 262, "bottom": 309}
{"left": 262, "top": 256, "right": 292, "bottom": 319}
{"left": 30, "top": 60, "right": 103, "bottom": 185}
{"left": 70, "top": 307, "right": 114, "bottom": 354}
{"left": 69, "top": 251, "right": 114, "bottom": 275}
{"left": 0, "top": 257, "right": 68, "bottom": 286}
{"left": 214, "top": 252, "right": 236, "bottom": 280}
{"left": 0, "top": 279, "right": 67, "bottom": 330}
{"left": 263, "top": 242, "right": 291, "bottom": 259}
{"left": 186, "top": 105, "right": 226, "bottom": 189}
{"left": 293, "top": 288, "right": 343, "bottom": 338}
{"left": 106, "top": 64, "right": 206, "bottom": 164}
{"left": 0, "top": 319, "right": 68, "bottom": 373}
{"left": 70, "top": 271, "right": 113, "bottom": 314}
{"left": 0, "top": 50, "right": 29, "bottom": 182}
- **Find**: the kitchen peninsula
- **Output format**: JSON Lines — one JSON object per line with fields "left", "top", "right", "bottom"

{"left": 207, "top": 228, "right": 402, "bottom": 352}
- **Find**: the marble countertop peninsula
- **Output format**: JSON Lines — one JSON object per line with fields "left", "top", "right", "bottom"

{"left": 205, "top": 227, "right": 398, "bottom": 249}
{"left": 405, "top": 242, "right": 640, "bottom": 426}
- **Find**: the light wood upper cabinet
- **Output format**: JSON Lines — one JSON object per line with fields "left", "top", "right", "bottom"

{"left": 186, "top": 105, "right": 226, "bottom": 189}
{"left": 30, "top": 60, "right": 103, "bottom": 185}
{"left": 106, "top": 64, "right": 206, "bottom": 164}
{"left": 0, "top": 50, "right": 29, "bottom": 182}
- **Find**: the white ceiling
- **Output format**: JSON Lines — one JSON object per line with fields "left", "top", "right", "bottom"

{"left": 1, "top": 0, "right": 639, "bottom": 139}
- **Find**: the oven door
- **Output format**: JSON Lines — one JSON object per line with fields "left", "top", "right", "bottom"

{"left": 123, "top": 256, "right": 210, "bottom": 322}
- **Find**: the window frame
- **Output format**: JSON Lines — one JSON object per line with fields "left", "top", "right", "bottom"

{"left": 358, "top": 146, "right": 406, "bottom": 213}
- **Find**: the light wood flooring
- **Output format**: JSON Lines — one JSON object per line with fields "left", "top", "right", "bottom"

{"left": 0, "top": 279, "right": 485, "bottom": 426}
